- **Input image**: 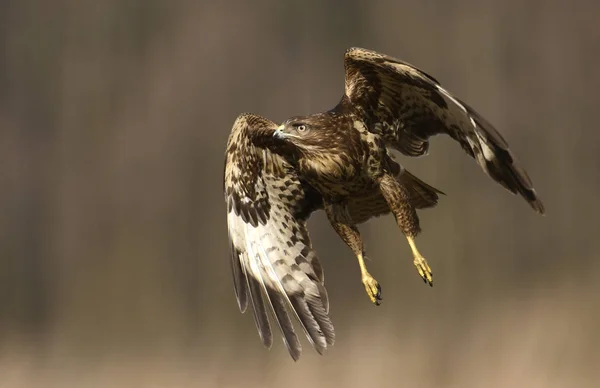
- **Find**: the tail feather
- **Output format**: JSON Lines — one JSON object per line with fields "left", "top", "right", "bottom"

{"left": 399, "top": 170, "right": 445, "bottom": 210}
{"left": 345, "top": 168, "right": 444, "bottom": 224}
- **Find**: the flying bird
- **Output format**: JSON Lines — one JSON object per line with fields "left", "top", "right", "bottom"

{"left": 224, "top": 47, "right": 544, "bottom": 361}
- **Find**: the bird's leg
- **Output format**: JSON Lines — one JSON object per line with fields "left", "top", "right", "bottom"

{"left": 324, "top": 202, "right": 382, "bottom": 305}
{"left": 378, "top": 173, "right": 433, "bottom": 286}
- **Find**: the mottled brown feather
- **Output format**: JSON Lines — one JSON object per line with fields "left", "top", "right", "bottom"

{"left": 346, "top": 168, "right": 444, "bottom": 224}
{"left": 224, "top": 47, "right": 546, "bottom": 361}
{"left": 224, "top": 114, "right": 334, "bottom": 361}
{"left": 343, "top": 47, "right": 544, "bottom": 214}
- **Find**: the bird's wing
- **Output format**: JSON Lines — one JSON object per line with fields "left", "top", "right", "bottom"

{"left": 224, "top": 113, "right": 333, "bottom": 361}
{"left": 343, "top": 47, "right": 544, "bottom": 214}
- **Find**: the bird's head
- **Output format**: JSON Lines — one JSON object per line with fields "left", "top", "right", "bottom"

{"left": 272, "top": 115, "right": 334, "bottom": 156}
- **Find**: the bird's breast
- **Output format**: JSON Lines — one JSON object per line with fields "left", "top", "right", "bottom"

{"left": 299, "top": 150, "right": 378, "bottom": 198}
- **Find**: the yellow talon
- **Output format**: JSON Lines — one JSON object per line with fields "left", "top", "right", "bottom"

{"left": 356, "top": 253, "right": 382, "bottom": 305}
{"left": 407, "top": 236, "right": 433, "bottom": 286}
{"left": 362, "top": 273, "right": 382, "bottom": 305}
{"left": 414, "top": 255, "right": 433, "bottom": 286}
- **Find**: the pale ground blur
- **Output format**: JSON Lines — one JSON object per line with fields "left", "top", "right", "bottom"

{"left": 1, "top": 1, "right": 599, "bottom": 387}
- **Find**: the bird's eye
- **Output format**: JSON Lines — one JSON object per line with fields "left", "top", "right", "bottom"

{"left": 297, "top": 124, "right": 307, "bottom": 132}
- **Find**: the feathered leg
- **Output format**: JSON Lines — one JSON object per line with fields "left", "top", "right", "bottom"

{"left": 324, "top": 202, "right": 382, "bottom": 305}
{"left": 378, "top": 173, "right": 433, "bottom": 286}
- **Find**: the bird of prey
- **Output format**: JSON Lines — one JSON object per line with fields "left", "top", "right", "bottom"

{"left": 224, "top": 47, "right": 544, "bottom": 361}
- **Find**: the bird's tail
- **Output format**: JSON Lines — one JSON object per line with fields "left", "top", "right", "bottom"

{"left": 399, "top": 170, "right": 445, "bottom": 210}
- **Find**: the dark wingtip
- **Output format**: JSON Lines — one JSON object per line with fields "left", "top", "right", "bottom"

{"left": 482, "top": 149, "right": 546, "bottom": 216}
{"left": 516, "top": 187, "right": 546, "bottom": 216}
{"left": 288, "top": 345, "right": 301, "bottom": 362}
{"left": 529, "top": 197, "right": 546, "bottom": 215}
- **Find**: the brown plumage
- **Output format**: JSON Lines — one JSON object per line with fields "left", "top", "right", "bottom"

{"left": 224, "top": 47, "right": 544, "bottom": 361}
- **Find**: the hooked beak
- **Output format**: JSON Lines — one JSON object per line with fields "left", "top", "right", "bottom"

{"left": 273, "top": 124, "right": 287, "bottom": 140}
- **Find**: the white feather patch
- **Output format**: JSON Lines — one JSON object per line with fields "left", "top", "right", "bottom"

{"left": 436, "top": 84, "right": 477, "bottom": 128}
{"left": 228, "top": 209, "right": 322, "bottom": 347}
{"left": 475, "top": 130, "right": 496, "bottom": 161}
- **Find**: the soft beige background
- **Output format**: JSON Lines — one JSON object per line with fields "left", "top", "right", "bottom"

{"left": 1, "top": 1, "right": 598, "bottom": 387}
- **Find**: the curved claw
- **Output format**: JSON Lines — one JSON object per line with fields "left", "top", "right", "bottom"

{"left": 414, "top": 256, "right": 433, "bottom": 286}
{"left": 362, "top": 274, "right": 382, "bottom": 305}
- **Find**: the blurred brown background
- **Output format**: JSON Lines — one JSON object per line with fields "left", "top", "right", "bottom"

{"left": 1, "top": 0, "right": 598, "bottom": 387}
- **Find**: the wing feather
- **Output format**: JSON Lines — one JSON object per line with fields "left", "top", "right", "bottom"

{"left": 241, "top": 250, "right": 273, "bottom": 348}
{"left": 224, "top": 113, "right": 333, "bottom": 361}
{"left": 343, "top": 47, "right": 544, "bottom": 214}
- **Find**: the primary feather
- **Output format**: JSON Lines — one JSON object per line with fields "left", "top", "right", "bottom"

{"left": 224, "top": 114, "right": 334, "bottom": 361}
{"left": 224, "top": 47, "right": 545, "bottom": 361}
{"left": 343, "top": 47, "right": 544, "bottom": 214}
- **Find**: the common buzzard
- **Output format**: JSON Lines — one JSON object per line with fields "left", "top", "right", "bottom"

{"left": 224, "top": 47, "right": 544, "bottom": 361}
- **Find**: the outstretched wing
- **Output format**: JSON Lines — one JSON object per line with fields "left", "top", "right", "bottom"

{"left": 343, "top": 47, "right": 545, "bottom": 214}
{"left": 224, "top": 113, "right": 333, "bottom": 361}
